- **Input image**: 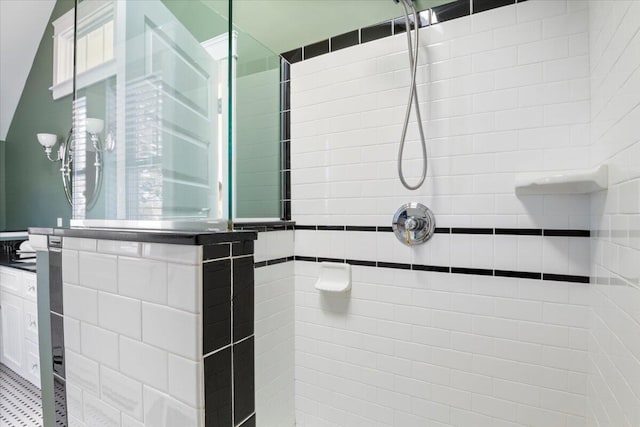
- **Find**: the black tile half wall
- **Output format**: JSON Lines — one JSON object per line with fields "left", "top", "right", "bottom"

{"left": 233, "top": 337, "right": 255, "bottom": 425}
{"left": 203, "top": 238, "right": 256, "bottom": 426}
{"left": 233, "top": 256, "right": 254, "bottom": 342}
{"left": 203, "top": 259, "right": 232, "bottom": 355}
{"left": 204, "top": 347, "right": 233, "bottom": 427}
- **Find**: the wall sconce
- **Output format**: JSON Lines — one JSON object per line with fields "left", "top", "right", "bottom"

{"left": 36, "top": 133, "right": 61, "bottom": 161}
{"left": 36, "top": 117, "right": 114, "bottom": 207}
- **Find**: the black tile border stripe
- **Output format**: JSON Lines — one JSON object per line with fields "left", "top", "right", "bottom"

{"left": 234, "top": 221, "right": 295, "bottom": 232}
{"left": 278, "top": 0, "right": 532, "bottom": 65}
{"left": 452, "top": 267, "right": 494, "bottom": 276}
{"left": 452, "top": 228, "right": 493, "bottom": 235}
{"left": 346, "top": 226, "right": 377, "bottom": 232}
{"left": 378, "top": 261, "right": 412, "bottom": 270}
{"left": 495, "top": 269, "right": 542, "bottom": 280}
{"left": 495, "top": 228, "right": 542, "bottom": 236}
{"left": 544, "top": 229, "right": 591, "bottom": 237}
{"left": 543, "top": 273, "right": 590, "bottom": 283}
{"left": 256, "top": 256, "right": 589, "bottom": 284}
{"left": 317, "top": 225, "right": 345, "bottom": 231}
{"left": 293, "top": 225, "right": 589, "bottom": 237}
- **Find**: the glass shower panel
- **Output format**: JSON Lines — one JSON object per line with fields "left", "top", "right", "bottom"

{"left": 72, "top": 0, "right": 230, "bottom": 229}
{"left": 233, "top": 13, "right": 282, "bottom": 219}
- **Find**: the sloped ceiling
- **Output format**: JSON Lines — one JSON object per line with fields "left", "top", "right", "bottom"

{"left": 203, "top": 0, "right": 448, "bottom": 55}
{"left": 0, "top": 0, "right": 56, "bottom": 141}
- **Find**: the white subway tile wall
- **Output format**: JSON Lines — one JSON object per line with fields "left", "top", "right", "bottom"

{"left": 290, "top": 0, "right": 591, "bottom": 230}
{"left": 253, "top": 231, "right": 296, "bottom": 426}
{"left": 61, "top": 238, "right": 203, "bottom": 427}
{"left": 288, "top": 1, "right": 604, "bottom": 426}
{"left": 294, "top": 260, "right": 591, "bottom": 427}
{"left": 588, "top": 1, "right": 640, "bottom": 426}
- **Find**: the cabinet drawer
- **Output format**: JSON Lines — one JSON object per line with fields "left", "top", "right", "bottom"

{"left": 0, "top": 266, "right": 21, "bottom": 296}
{"left": 23, "top": 302, "right": 39, "bottom": 343}
{"left": 22, "top": 272, "right": 37, "bottom": 302}
{"left": 23, "top": 339, "right": 40, "bottom": 388}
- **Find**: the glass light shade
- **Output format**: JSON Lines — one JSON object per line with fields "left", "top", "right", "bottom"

{"left": 37, "top": 133, "right": 58, "bottom": 148}
{"left": 85, "top": 118, "right": 104, "bottom": 134}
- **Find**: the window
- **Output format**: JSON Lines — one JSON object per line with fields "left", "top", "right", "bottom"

{"left": 51, "top": 0, "right": 115, "bottom": 100}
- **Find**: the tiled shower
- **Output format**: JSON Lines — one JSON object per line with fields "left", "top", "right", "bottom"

{"left": 4, "top": 0, "right": 637, "bottom": 426}
{"left": 252, "top": 0, "right": 640, "bottom": 426}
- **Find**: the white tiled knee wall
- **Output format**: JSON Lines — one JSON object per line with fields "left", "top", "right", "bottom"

{"left": 253, "top": 230, "right": 296, "bottom": 427}
{"left": 61, "top": 237, "right": 204, "bottom": 427}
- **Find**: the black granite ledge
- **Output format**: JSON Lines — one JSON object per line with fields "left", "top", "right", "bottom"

{"left": 29, "top": 227, "right": 257, "bottom": 245}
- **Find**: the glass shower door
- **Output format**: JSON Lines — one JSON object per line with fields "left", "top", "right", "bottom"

{"left": 72, "top": 0, "right": 230, "bottom": 229}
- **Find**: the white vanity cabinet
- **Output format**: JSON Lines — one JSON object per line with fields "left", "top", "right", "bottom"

{"left": 0, "top": 266, "right": 40, "bottom": 388}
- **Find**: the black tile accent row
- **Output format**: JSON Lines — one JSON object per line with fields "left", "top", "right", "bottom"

{"left": 318, "top": 257, "right": 345, "bottom": 264}
{"left": 451, "top": 228, "right": 493, "bottom": 235}
{"left": 256, "top": 256, "right": 589, "bottom": 284}
{"left": 346, "top": 226, "right": 377, "bottom": 232}
{"left": 283, "top": 0, "right": 539, "bottom": 65}
{"left": 544, "top": 229, "right": 591, "bottom": 237}
{"left": 280, "top": 58, "right": 292, "bottom": 221}
{"left": 253, "top": 256, "right": 295, "bottom": 269}
{"left": 495, "top": 228, "right": 542, "bottom": 236}
{"left": 331, "top": 30, "right": 359, "bottom": 52}
{"left": 304, "top": 39, "right": 329, "bottom": 59}
{"left": 473, "top": 0, "right": 515, "bottom": 14}
{"left": 543, "top": 273, "right": 590, "bottom": 284}
{"left": 317, "top": 225, "right": 345, "bottom": 231}
{"left": 234, "top": 221, "right": 296, "bottom": 232}
{"left": 452, "top": 267, "right": 494, "bottom": 276}
{"left": 294, "top": 225, "right": 590, "bottom": 237}
{"left": 431, "top": 0, "right": 470, "bottom": 23}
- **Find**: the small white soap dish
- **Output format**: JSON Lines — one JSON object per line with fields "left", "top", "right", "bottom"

{"left": 315, "top": 262, "right": 351, "bottom": 293}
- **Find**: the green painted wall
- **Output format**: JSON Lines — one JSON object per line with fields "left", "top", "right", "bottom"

{"left": 0, "top": 142, "right": 5, "bottom": 229}
{"left": 3, "top": 0, "right": 74, "bottom": 231}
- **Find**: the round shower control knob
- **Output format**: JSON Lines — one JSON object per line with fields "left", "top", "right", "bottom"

{"left": 392, "top": 203, "right": 436, "bottom": 246}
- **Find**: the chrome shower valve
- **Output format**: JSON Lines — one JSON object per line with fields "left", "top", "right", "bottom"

{"left": 392, "top": 203, "right": 436, "bottom": 246}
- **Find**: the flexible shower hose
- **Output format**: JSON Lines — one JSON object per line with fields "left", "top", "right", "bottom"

{"left": 397, "top": 0, "right": 428, "bottom": 190}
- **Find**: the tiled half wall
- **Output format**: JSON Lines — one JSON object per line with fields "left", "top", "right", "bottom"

{"left": 33, "top": 230, "right": 257, "bottom": 427}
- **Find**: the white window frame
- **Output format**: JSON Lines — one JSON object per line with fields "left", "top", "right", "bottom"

{"left": 50, "top": 0, "right": 115, "bottom": 100}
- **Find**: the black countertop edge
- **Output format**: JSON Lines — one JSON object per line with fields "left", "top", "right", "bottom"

{"left": 0, "top": 253, "right": 37, "bottom": 273}
{"left": 28, "top": 227, "right": 257, "bottom": 245}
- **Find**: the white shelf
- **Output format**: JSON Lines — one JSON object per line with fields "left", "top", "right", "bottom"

{"left": 515, "top": 165, "right": 608, "bottom": 195}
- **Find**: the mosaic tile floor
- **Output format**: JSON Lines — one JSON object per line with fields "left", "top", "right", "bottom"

{"left": 0, "top": 363, "right": 42, "bottom": 427}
